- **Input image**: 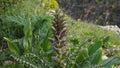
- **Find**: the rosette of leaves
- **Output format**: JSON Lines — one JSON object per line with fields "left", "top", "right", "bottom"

{"left": 49, "top": 8, "right": 66, "bottom": 66}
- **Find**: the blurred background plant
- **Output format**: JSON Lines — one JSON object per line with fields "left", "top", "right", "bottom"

{"left": 56, "top": 0, "right": 120, "bottom": 27}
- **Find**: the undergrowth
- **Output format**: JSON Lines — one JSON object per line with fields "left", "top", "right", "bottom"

{"left": 66, "top": 18, "right": 120, "bottom": 45}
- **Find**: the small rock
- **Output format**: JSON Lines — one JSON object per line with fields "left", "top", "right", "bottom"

{"left": 99, "top": 25, "right": 120, "bottom": 37}
{"left": 102, "top": 55, "right": 108, "bottom": 60}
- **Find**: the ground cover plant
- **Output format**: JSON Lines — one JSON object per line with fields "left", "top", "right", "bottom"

{"left": 0, "top": 0, "right": 120, "bottom": 68}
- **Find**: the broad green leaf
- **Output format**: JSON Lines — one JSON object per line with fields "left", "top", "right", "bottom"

{"left": 40, "top": 29, "right": 51, "bottom": 51}
{"left": 88, "top": 41, "right": 102, "bottom": 55}
{"left": 91, "top": 49, "right": 102, "bottom": 64}
{"left": 23, "top": 22, "right": 32, "bottom": 53}
{"left": 101, "top": 57, "right": 120, "bottom": 68}
{"left": 23, "top": 39, "right": 29, "bottom": 53}
{"left": 4, "top": 37, "right": 20, "bottom": 56}
{"left": 77, "top": 48, "right": 89, "bottom": 62}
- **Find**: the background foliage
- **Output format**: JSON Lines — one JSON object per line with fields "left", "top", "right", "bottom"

{"left": 57, "top": 0, "right": 120, "bottom": 26}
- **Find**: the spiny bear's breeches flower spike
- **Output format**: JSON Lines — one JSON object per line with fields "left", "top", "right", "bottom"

{"left": 49, "top": 8, "right": 66, "bottom": 64}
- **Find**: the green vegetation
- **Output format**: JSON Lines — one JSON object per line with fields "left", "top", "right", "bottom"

{"left": 66, "top": 19, "right": 120, "bottom": 45}
{"left": 0, "top": 0, "right": 120, "bottom": 68}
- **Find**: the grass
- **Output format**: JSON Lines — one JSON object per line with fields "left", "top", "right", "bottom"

{"left": 66, "top": 18, "right": 120, "bottom": 45}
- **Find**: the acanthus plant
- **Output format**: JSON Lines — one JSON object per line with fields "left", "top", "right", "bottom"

{"left": 49, "top": 8, "right": 67, "bottom": 67}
